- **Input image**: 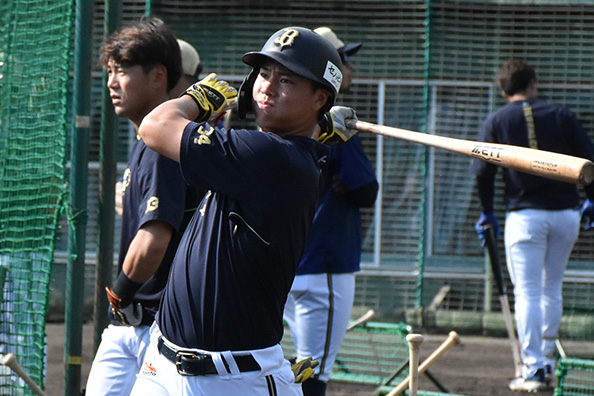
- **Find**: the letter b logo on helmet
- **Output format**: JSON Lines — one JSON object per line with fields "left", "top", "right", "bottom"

{"left": 274, "top": 28, "right": 300, "bottom": 50}
{"left": 238, "top": 26, "right": 343, "bottom": 119}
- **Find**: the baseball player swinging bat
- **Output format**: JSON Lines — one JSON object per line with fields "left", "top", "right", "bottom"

{"left": 483, "top": 225, "right": 523, "bottom": 378}
{"left": 1, "top": 353, "right": 47, "bottom": 396}
{"left": 346, "top": 120, "right": 594, "bottom": 185}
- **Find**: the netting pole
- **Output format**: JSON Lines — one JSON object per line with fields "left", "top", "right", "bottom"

{"left": 92, "top": 0, "right": 122, "bottom": 355}
{"left": 65, "top": 0, "right": 93, "bottom": 395}
{"left": 416, "top": 0, "right": 433, "bottom": 314}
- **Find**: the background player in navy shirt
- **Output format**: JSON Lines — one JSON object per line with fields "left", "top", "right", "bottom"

{"left": 85, "top": 18, "right": 200, "bottom": 396}
{"left": 472, "top": 58, "right": 594, "bottom": 392}
{"left": 284, "top": 27, "right": 379, "bottom": 396}
{"left": 131, "top": 27, "right": 358, "bottom": 396}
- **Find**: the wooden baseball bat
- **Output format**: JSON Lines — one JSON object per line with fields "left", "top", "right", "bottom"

{"left": 346, "top": 120, "right": 594, "bottom": 185}
{"left": 406, "top": 334, "right": 424, "bottom": 396}
{"left": 483, "top": 226, "right": 523, "bottom": 378}
{"left": 346, "top": 309, "right": 375, "bottom": 332}
{"left": 386, "top": 331, "right": 461, "bottom": 396}
{"left": 1, "top": 353, "right": 47, "bottom": 396}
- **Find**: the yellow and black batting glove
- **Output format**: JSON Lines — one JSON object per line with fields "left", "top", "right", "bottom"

{"left": 318, "top": 106, "right": 359, "bottom": 144}
{"left": 292, "top": 357, "right": 319, "bottom": 383}
{"left": 183, "top": 73, "right": 238, "bottom": 124}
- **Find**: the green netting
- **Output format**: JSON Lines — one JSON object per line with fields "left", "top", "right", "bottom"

{"left": 0, "top": 0, "right": 71, "bottom": 394}
{"left": 555, "top": 358, "right": 594, "bottom": 396}
{"left": 281, "top": 320, "right": 412, "bottom": 386}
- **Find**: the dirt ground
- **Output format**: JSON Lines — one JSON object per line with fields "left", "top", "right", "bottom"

{"left": 323, "top": 333, "right": 594, "bottom": 396}
{"left": 43, "top": 323, "right": 594, "bottom": 396}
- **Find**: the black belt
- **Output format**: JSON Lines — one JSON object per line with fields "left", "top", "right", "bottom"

{"left": 157, "top": 337, "right": 261, "bottom": 376}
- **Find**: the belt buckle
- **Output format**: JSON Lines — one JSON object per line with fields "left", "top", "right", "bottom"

{"left": 175, "top": 351, "right": 207, "bottom": 376}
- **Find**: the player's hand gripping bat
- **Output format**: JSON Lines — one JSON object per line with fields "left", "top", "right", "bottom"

{"left": 318, "top": 106, "right": 359, "bottom": 144}
{"left": 346, "top": 120, "right": 594, "bottom": 185}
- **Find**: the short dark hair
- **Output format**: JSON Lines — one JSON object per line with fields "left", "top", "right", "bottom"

{"left": 496, "top": 58, "right": 537, "bottom": 96}
{"left": 100, "top": 17, "right": 182, "bottom": 93}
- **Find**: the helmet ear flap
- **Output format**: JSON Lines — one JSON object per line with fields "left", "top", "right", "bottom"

{"left": 238, "top": 68, "right": 258, "bottom": 120}
{"left": 319, "top": 91, "right": 335, "bottom": 120}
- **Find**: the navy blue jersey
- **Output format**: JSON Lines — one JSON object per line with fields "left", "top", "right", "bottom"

{"left": 156, "top": 122, "right": 327, "bottom": 351}
{"left": 297, "top": 135, "right": 378, "bottom": 274}
{"left": 471, "top": 99, "right": 594, "bottom": 211}
{"left": 118, "top": 139, "right": 198, "bottom": 316}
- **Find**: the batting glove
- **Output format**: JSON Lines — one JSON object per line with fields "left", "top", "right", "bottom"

{"left": 581, "top": 199, "right": 594, "bottom": 230}
{"left": 291, "top": 357, "right": 319, "bottom": 383}
{"left": 183, "top": 73, "right": 238, "bottom": 124}
{"left": 318, "top": 106, "right": 358, "bottom": 144}
{"left": 105, "top": 286, "right": 143, "bottom": 327}
{"left": 475, "top": 212, "right": 499, "bottom": 240}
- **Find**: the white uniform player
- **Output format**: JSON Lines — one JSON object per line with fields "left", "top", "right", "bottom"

{"left": 472, "top": 58, "right": 594, "bottom": 392}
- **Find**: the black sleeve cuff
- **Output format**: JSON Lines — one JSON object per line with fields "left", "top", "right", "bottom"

{"left": 111, "top": 272, "right": 143, "bottom": 308}
{"left": 343, "top": 181, "right": 379, "bottom": 208}
{"left": 475, "top": 175, "right": 495, "bottom": 214}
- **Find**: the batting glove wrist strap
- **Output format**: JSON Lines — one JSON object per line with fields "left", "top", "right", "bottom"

{"left": 318, "top": 106, "right": 358, "bottom": 144}
{"left": 183, "top": 73, "right": 238, "bottom": 124}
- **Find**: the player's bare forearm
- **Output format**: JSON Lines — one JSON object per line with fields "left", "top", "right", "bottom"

{"left": 139, "top": 96, "right": 197, "bottom": 162}
{"left": 122, "top": 221, "right": 173, "bottom": 283}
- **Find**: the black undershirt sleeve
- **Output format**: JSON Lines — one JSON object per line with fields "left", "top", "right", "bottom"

{"left": 475, "top": 174, "right": 496, "bottom": 214}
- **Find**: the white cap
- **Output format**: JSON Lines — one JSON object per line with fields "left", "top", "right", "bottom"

{"left": 314, "top": 27, "right": 362, "bottom": 60}
{"left": 314, "top": 27, "right": 345, "bottom": 49}
{"left": 177, "top": 39, "right": 201, "bottom": 77}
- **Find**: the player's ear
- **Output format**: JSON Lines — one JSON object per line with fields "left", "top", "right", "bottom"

{"left": 150, "top": 64, "right": 168, "bottom": 90}
{"left": 312, "top": 88, "right": 330, "bottom": 113}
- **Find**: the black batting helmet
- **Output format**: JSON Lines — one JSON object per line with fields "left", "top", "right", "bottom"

{"left": 238, "top": 26, "right": 343, "bottom": 119}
